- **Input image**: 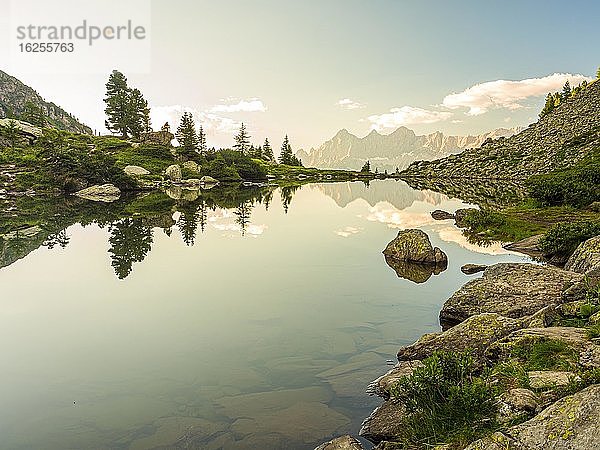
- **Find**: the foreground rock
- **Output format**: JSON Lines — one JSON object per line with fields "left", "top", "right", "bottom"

{"left": 461, "top": 263, "right": 487, "bottom": 274}
{"left": 464, "top": 384, "right": 600, "bottom": 450}
{"left": 124, "top": 165, "right": 150, "bottom": 176}
{"left": 565, "top": 235, "right": 600, "bottom": 281}
{"left": 497, "top": 388, "right": 539, "bottom": 424}
{"left": 165, "top": 164, "right": 182, "bottom": 182}
{"left": 74, "top": 184, "right": 120, "bottom": 202}
{"left": 383, "top": 229, "right": 447, "bottom": 265}
{"left": 359, "top": 400, "right": 406, "bottom": 444}
{"left": 314, "top": 435, "right": 364, "bottom": 450}
{"left": 439, "top": 263, "right": 583, "bottom": 329}
{"left": 431, "top": 209, "right": 454, "bottom": 220}
{"left": 397, "top": 313, "right": 523, "bottom": 364}
{"left": 366, "top": 360, "right": 424, "bottom": 399}
{"left": 503, "top": 234, "right": 544, "bottom": 258}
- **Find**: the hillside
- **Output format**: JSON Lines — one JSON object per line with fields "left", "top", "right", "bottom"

{"left": 0, "top": 70, "right": 92, "bottom": 134}
{"left": 296, "top": 126, "right": 522, "bottom": 171}
{"left": 402, "top": 79, "right": 600, "bottom": 179}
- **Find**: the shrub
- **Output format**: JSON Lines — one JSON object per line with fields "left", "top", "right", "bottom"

{"left": 527, "top": 163, "right": 600, "bottom": 207}
{"left": 510, "top": 338, "right": 578, "bottom": 371}
{"left": 539, "top": 220, "right": 600, "bottom": 258}
{"left": 388, "top": 351, "right": 498, "bottom": 447}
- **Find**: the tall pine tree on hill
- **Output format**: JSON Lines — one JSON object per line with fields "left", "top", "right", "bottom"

{"left": 233, "top": 123, "right": 250, "bottom": 154}
{"left": 104, "top": 70, "right": 130, "bottom": 137}
{"left": 262, "top": 138, "right": 274, "bottom": 161}
{"left": 176, "top": 112, "right": 199, "bottom": 156}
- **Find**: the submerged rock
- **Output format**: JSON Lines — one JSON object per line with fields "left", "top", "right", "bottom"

{"left": 383, "top": 229, "right": 447, "bottom": 265}
{"left": 314, "top": 435, "right": 364, "bottom": 450}
{"left": 461, "top": 263, "right": 487, "bottom": 274}
{"left": 431, "top": 209, "right": 454, "bottom": 220}
{"left": 74, "top": 184, "right": 120, "bottom": 202}
{"left": 165, "top": 164, "right": 182, "bottom": 182}
{"left": 439, "top": 263, "right": 583, "bottom": 329}
{"left": 465, "top": 385, "right": 600, "bottom": 450}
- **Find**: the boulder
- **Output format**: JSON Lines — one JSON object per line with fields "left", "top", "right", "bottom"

{"left": 397, "top": 313, "right": 523, "bottom": 364}
{"left": 180, "top": 178, "right": 201, "bottom": 188}
{"left": 165, "top": 164, "right": 182, "bottom": 182}
{"left": 497, "top": 388, "right": 539, "bottom": 424}
{"left": 528, "top": 371, "right": 577, "bottom": 389}
{"left": 124, "top": 165, "right": 150, "bottom": 176}
{"left": 565, "top": 235, "right": 600, "bottom": 275}
{"left": 74, "top": 184, "right": 120, "bottom": 202}
{"left": 0, "top": 118, "right": 42, "bottom": 139}
{"left": 142, "top": 130, "right": 174, "bottom": 146}
{"left": 464, "top": 385, "right": 600, "bottom": 450}
{"left": 503, "top": 234, "right": 544, "bottom": 258}
{"left": 314, "top": 435, "right": 364, "bottom": 450}
{"left": 454, "top": 208, "right": 476, "bottom": 228}
{"left": 431, "top": 209, "right": 454, "bottom": 220}
{"left": 382, "top": 229, "right": 447, "bottom": 265}
{"left": 439, "top": 263, "right": 583, "bottom": 329}
{"left": 461, "top": 263, "right": 487, "bottom": 274}
{"left": 384, "top": 256, "right": 446, "bottom": 284}
{"left": 182, "top": 161, "right": 199, "bottom": 172}
{"left": 200, "top": 175, "right": 219, "bottom": 184}
{"left": 359, "top": 400, "right": 407, "bottom": 444}
{"left": 366, "top": 360, "right": 424, "bottom": 399}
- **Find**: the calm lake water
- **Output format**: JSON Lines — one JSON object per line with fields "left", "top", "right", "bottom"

{"left": 0, "top": 180, "right": 528, "bottom": 449}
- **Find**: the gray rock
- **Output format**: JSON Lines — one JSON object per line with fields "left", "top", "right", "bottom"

{"left": 503, "top": 234, "right": 544, "bottom": 258}
{"left": 314, "top": 435, "right": 364, "bottom": 450}
{"left": 565, "top": 235, "right": 600, "bottom": 274}
{"left": 439, "top": 263, "right": 583, "bottom": 329}
{"left": 497, "top": 388, "right": 539, "bottom": 424}
{"left": 431, "top": 209, "right": 455, "bottom": 220}
{"left": 528, "top": 371, "right": 578, "bottom": 389}
{"left": 367, "top": 360, "right": 424, "bottom": 399}
{"left": 124, "top": 165, "right": 150, "bottom": 176}
{"left": 464, "top": 385, "right": 600, "bottom": 450}
{"left": 165, "top": 164, "right": 182, "bottom": 182}
{"left": 382, "top": 229, "right": 447, "bottom": 265}
{"left": 359, "top": 400, "right": 407, "bottom": 444}
{"left": 74, "top": 184, "right": 120, "bottom": 202}
{"left": 384, "top": 256, "right": 446, "bottom": 284}
{"left": 461, "top": 263, "right": 487, "bottom": 274}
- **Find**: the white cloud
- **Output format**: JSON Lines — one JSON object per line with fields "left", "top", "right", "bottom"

{"left": 210, "top": 98, "right": 266, "bottom": 113}
{"left": 368, "top": 106, "right": 452, "bottom": 131}
{"left": 337, "top": 98, "right": 365, "bottom": 110}
{"left": 442, "top": 73, "right": 592, "bottom": 116}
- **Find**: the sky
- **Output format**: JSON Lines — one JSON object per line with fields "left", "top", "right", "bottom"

{"left": 1, "top": 0, "right": 599, "bottom": 152}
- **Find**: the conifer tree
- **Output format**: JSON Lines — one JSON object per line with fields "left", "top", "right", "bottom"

{"left": 562, "top": 81, "right": 571, "bottom": 100}
{"left": 540, "top": 93, "right": 555, "bottom": 117}
{"left": 161, "top": 122, "right": 171, "bottom": 133}
{"left": 279, "top": 135, "right": 293, "bottom": 164}
{"left": 176, "top": 112, "right": 199, "bottom": 156}
{"left": 361, "top": 160, "right": 371, "bottom": 172}
{"left": 104, "top": 70, "right": 131, "bottom": 137}
{"left": 233, "top": 123, "right": 250, "bottom": 154}
{"left": 128, "top": 88, "right": 147, "bottom": 139}
{"left": 262, "top": 138, "right": 274, "bottom": 161}
{"left": 22, "top": 102, "right": 46, "bottom": 127}
{"left": 198, "top": 125, "right": 207, "bottom": 153}
{"left": 142, "top": 105, "right": 152, "bottom": 133}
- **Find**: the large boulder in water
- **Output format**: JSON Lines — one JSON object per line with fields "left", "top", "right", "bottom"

{"left": 74, "top": 184, "right": 120, "bottom": 202}
{"left": 382, "top": 229, "right": 447, "bottom": 265}
{"left": 464, "top": 385, "right": 600, "bottom": 450}
{"left": 439, "top": 263, "right": 583, "bottom": 329}
{"left": 165, "top": 164, "right": 182, "bottom": 182}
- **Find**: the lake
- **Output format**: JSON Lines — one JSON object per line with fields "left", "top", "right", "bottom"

{"left": 0, "top": 179, "right": 528, "bottom": 449}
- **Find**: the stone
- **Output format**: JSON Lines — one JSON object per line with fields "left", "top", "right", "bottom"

{"left": 124, "top": 165, "right": 150, "bottom": 176}
{"left": 384, "top": 256, "right": 446, "bottom": 283}
{"left": 0, "top": 118, "right": 42, "bottom": 138}
{"left": 465, "top": 385, "right": 600, "bottom": 450}
{"left": 366, "top": 360, "right": 424, "bottom": 399}
{"left": 565, "top": 235, "right": 600, "bottom": 274}
{"left": 528, "top": 371, "right": 577, "bottom": 389}
{"left": 497, "top": 388, "right": 539, "bottom": 424}
{"left": 314, "top": 435, "right": 364, "bottom": 450}
{"left": 503, "top": 234, "right": 544, "bottom": 258}
{"left": 431, "top": 209, "right": 454, "bottom": 220}
{"left": 461, "top": 263, "right": 487, "bottom": 274}
{"left": 200, "top": 175, "right": 219, "bottom": 184}
{"left": 142, "top": 130, "right": 174, "bottom": 146}
{"left": 359, "top": 400, "right": 407, "bottom": 444}
{"left": 182, "top": 160, "right": 199, "bottom": 172}
{"left": 397, "top": 313, "right": 523, "bottom": 364}
{"left": 439, "top": 263, "right": 583, "bottom": 329}
{"left": 382, "top": 229, "right": 447, "bottom": 265}
{"left": 165, "top": 164, "right": 182, "bottom": 182}
{"left": 454, "top": 208, "right": 476, "bottom": 228}
{"left": 74, "top": 184, "right": 120, "bottom": 202}
{"left": 180, "top": 178, "right": 201, "bottom": 188}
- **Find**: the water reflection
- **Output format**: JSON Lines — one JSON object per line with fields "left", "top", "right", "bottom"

{"left": 384, "top": 256, "right": 448, "bottom": 284}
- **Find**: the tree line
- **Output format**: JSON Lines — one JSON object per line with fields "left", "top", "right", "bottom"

{"left": 539, "top": 66, "right": 600, "bottom": 118}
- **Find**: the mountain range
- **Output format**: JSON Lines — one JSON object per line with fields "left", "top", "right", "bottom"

{"left": 296, "top": 126, "right": 524, "bottom": 172}
{"left": 0, "top": 69, "right": 92, "bottom": 134}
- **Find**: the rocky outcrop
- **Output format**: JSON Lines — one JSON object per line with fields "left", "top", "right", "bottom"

{"left": 439, "top": 263, "right": 583, "bottom": 329}
{"left": 165, "top": 164, "right": 182, "bottom": 182}
{"left": 74, "top": 184, "right": 120, "bottom": 202}
{"left": 461, "top": 263, "right": 487, "bottom": 274}
{"left": 503, "top": 234, "right": 545, "bottom": 259}
{"left": 565, "top": 235, "right": 600, "bottom": 276}
{"left": 124, "top": 165, "right": 150, "bottom": 176}
{"left": 383, "top": 229, "right": 447, "bottom": 265}
{"left": 314, "top": 435, "right": 364, "bottom": 450}
{"left": 141, "top": 130, "right": 174, "bottom": 146}
{"left": 431, "top": 209, "right": 455, "bottom": 220}
{"left": 464, "top": 385, "right": 600, "bottom": 450}
{"left": 402, "top": 79, "right": 600, "bottom": 180}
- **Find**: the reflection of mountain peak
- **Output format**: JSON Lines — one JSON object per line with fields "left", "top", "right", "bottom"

{"left": 314, "top": 180, "right": 448, "bottom": 211}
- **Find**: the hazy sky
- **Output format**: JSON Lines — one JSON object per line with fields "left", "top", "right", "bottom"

{"left": 1, "top": 0, "right": 599, "bottom": 151}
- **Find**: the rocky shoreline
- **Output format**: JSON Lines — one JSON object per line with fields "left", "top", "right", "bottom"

{"left": 316, "top": 216, "right": 600, "bottom": 450}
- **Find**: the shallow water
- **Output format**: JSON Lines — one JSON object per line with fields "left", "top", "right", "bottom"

{"left": 0, "top": 180, "right": 528, "bottom": 449}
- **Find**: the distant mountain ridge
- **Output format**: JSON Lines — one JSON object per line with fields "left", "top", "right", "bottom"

{"left": 0, "top": 69, "right": 92, "bottom": 134}
{"left": 402, "top": 79, "right": 600, "bottom": 179}
{"left": 296, "top": 126, "right": 523, "bottom": 171}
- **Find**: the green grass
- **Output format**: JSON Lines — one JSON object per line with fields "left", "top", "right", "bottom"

{"left": 510, "top": 338, "right": 578, "bottom": 371}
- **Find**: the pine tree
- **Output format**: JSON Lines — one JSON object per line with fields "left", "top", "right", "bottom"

{"left": 176, "top": 112, "right": 199, "bottom": 156}
{"left": 0, "top": 120, "right": 20, "bottom": 148}
{"left": 562, "top": 81, "right": 571, "bottom": 100}
{"left": 104, "top": 70, "right": 131, "bottom": 137}
{"left": 198, "top": 125, "right": 207, "bottom": 153}
{"left": 22, "top": 102, "right": 46, "bottom": 127}
{"left": 128, "top": 88, "right": 147, "bottom": 139}
{"left": 142, "top": 105, "right": 152, "bottom": 133}
{"left": 361, "top": 160, "right": 371, "bottom": 173}
{"left": 233, "top": 123, "right": 250, "bottom": 154}
{"left": 161, "top": 122, "right": 171, "bottom": 133}
{"left": 540, "top": 93, "right": 555, "bottom": 117}
{"left": 262, "top": 138, "right": 274, "bottom": 161}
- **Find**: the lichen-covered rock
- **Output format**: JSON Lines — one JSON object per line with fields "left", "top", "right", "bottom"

{"left": 497, "top": 388, "right": 539, "bottom": 424}
{"left": 74, "top": 184, "right": 120, "bottom": 202}
{"left": 464, "top": 385, "right": 600, "bottom": 450}
{"left": 383, "top": 229, "right": 447, "bottom": 265}
{"left": 366, "top": 361, "right": 424, "bottom": 399}
{"left": 503, "top": 234, "right": 544, "bottom": 258}
{"left": 124, "top": 165, "right": 150, "bottom": 176}
{"left": 528, "top": 371, "right": 578, "bottom": 389}
{"left": 565, "top": 235, "right": 600, "bottom": 275}
{"left": 439, "top": 263, "right": 583, "bottom": 329}
{"left": 200, "top": 175, "right": 219, "bottom": 184}
{"left": 182, "top": 161, "right": 199, "bottom": 172}
{"left": 165, "top": 164, "right": 182, "bottom": 182}
{"left": 314, "top": 435, "right": 364, "bottom": 450}
{"left": 431, "top": 209, "right": 454, "bottom": 220}
{"left": 397, "top": 313, "right": 523, "bottom": 363}
{"left": 461, "top": 263, "right": 487, "bottom": 274}
{"left": 359, "top": 400, "right": 407, "bottom": 444}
